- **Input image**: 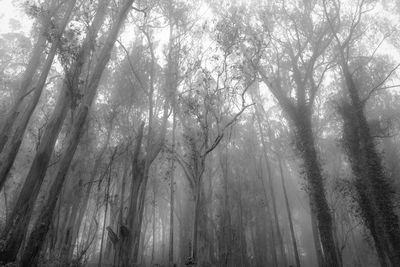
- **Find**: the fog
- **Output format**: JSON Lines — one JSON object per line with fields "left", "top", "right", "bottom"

{"left": 0, "top": 0, "right": 400, "bottom": 266}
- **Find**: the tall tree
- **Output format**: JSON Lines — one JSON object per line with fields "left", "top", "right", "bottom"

{"left": 0, "top": 0, "right": 59, "bottom": 154}
{"left": 17, "top": 0, "right": 135, "bottom": 264}
{"left": 0, "top": 0, "right": 77, "bottom": 190}
{"left": 323, "top": 0, "right": 400, "bottom": 265}
{"left": 0, "top": 1, "right": 109, "bottom": 262}
{"left": 239, "top": 1, "right": 340, "bottom": 264}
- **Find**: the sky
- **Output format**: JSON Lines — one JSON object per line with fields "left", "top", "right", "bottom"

{"left": 0, "top": 0, "right": 33, "bottom": 35}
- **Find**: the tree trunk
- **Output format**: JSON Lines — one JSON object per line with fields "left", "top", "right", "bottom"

{"left": 339, "top": 64, "right": 400, "bottom": 267}
{"left": 0, "top": 0, "right": 58, "bottom": 154}
{"left": 151, "top": 183, "right": 157, "bottom": 264}
{"left": 190, "top": 173, "right": 203, "bottom": 265}
{"left": 255, "top": 110, "right": 287, "bottom": 266}
{"left": 169, "top": 108, "right": 176, "bottom": 266}
{"left": 279, "top": 159, "right": 301, "bottom": 267}
{"left": 0, "top": 1, "right": 108, "bottom": 262}
{"left": 256, "top": 157, "right": 278, "bottom": 266}
{"left": 120, "top": 122, "right": 145, "bottom": 267}
{"left": 0, "top": 0, "right": 76, "bottom": 191}
{"left": 219, "top": 148, "right": 232, "bottom": 267}
{"left": 98, "top": 162, "right": 112, "bottom": 267}
{"left": 294, "top": 111, "right": 339, "bottom": 267}
{"left": 310, "top": 199, "right": 325, "bottom": 267}
{"left": 18, "top": 1, "right": 134, "bottom": 264}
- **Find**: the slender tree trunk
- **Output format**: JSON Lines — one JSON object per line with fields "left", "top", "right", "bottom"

{"left": 151, "top": 184, "right": 157, "bottom": 264}
{"left": 258, "top": 164, "right": 278, "bottom": 267}
{"left": 191, "top": 172, "right": 203, "bottom": 264}
{"left": 169, "top": 108, "right": 176, "bottom": 266}
{"left": 98, "top": 163, "right": 112, "bottom": 267}
{"left": 220, "top": 148, "right": 232, "bottom": 267}
{"left": 18, "top": 2, "right": 134, "bottom": 264}
{"left": 237, "top": 175, "right": 247, "bottom": 267}
{"left": 255, "top": 111, "right": 287, "bottom": 266}
{"left": 279, "top": 159, "right": 301, "bottom": 267}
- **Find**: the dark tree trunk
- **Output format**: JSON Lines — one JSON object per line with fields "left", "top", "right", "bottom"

{"left": 0, "top": 0, "right": 76, "bottom": 192}
{"left": 294, "top": 110, "right": 338, "bottom": 267}
{"left": 0, "top": 0, "right": 59, "bottom": 155}
{"left": 0, "top": 1, "right": 108, "bottom": 262}
{"left": 339, "top": 79, "right": 400, "bottom": 266}
{"left": 17, "top": 1, "right": 134, "bottom": 264}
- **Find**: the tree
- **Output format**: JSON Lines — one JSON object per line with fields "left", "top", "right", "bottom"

{"left": 235, "top": 1, "right": 340, "bottom": 265}
{"left": 0, "top": 1, "right": 109, "bottom": 263}
{"left": 17, "top": 0, "right": 135, "bottom": 264}
{"left": 0, "top": 0, "right": 77, "bottom": 190}
{"left": 323, "top": 0, "right": 400, "bottom": 265}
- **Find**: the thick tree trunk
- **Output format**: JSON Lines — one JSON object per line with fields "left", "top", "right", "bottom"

{"left": 0, "top": 0, "right": 58, "bottom": 154}
{"left": 294, "top": 111, "right": 339, "bottom": 267}
{"left": 0, "top": 1, "right": 108, "bottom": 262}
{"left": 120, "top": 123, "right": 145, "bottom": 267}
{"left": 18, "top": 1, "right": 133, "bottom": 264}
{"left": 0, "top": 0, "right": 76, "bottom": 191}
{"left": 340, "top": 65, "right": 400, "bottom": 267}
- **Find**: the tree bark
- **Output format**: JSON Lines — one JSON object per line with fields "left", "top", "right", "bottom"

{"left": 18, "top": 1, "right": 134, "bottom": 264}
{"left": 295, "top": 113, "right": 338, "bottom": 267}
{"left": 0, "top": 0, "right": 58, "bottom": 154}
{"left": 0, "top": 1, "right": 108, "bottom": 262}
{"left": 0, "top": 0, "right": 76, "bottom": 191}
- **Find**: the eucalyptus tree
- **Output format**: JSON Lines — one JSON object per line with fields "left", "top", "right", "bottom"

{"left": 0, "top": 1, "right": 109, "bottom": 263}
{"left": 15, "top": 0, "right": 136, "bottom": 264}
{"left": 224, "top": 1, "right": 341, "bottom": 265}
{"left": 0, "top": 0, "right": 77, "bottom": 190}
{"left": 323, "top": 0, "right": 400, "bottom": 265}
{"left": 0, "top": 0, "right": 60, "bottom": 154}
{"left": 175, "top": 39, "right": 253, "bottom": 263}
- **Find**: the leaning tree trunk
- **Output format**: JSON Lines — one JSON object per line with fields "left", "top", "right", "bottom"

{"left": 0, "top": 0, "right": 76, "bottom": 192}
{"left": 18, "top": 1, "right": 134, "bottom": 264}
{"left": 0, "top": 1, "right": 108, "bottom": 262}
{"left": 339, "top": 97, "right": 400, "bottom": 266}
{"left": 0, "top": 0, "right": 58, "bottom": 154}
{"left": 341, "top": 64, "right": 400, "bottom": 267}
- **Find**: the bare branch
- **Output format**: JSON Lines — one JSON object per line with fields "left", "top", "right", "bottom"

{"left": 362, "top": 63, "right": 400, "bottom": 104}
